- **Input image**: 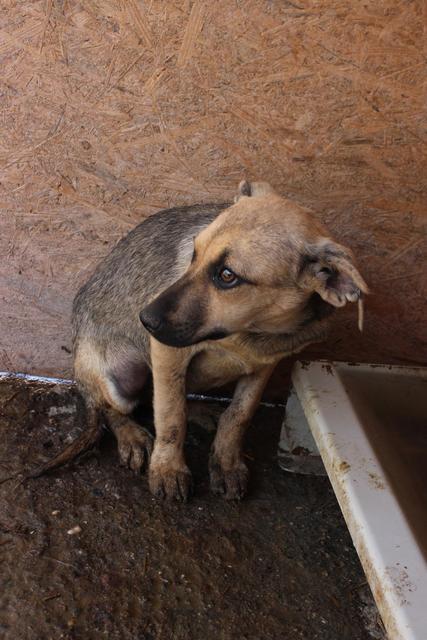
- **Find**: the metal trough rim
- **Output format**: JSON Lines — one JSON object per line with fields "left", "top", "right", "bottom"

{"left": 292, "top": 360, "right": 427, "bottom": 640}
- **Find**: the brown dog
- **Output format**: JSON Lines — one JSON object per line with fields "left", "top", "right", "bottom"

{"left": 35, "top": 180, "right": 368, "bottom": 501}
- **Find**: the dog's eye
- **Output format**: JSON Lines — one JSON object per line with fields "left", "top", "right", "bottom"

{"left": 220, "top": 268, "right": 236, "bottom": 283}
{"left": 214, "top": 267, "right": 240, "bottom": 289}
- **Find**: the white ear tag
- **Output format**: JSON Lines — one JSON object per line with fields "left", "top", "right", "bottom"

{"left": 358, "top": 297, "right": 364, "bottom": 332}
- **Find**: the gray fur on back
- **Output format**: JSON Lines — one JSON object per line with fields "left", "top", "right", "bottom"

{"left": 72, "top": 203, "right": 229, "bottom": 357}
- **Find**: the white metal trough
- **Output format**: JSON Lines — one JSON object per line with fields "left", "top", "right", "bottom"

{"left": 282, "top": 361, "right": 427, "bottom": 640}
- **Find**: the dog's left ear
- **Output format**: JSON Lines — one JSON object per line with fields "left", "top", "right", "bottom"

{"left": 235, "top": 180, "right": 277, "bottom": 202}
{"left": 299, "top": 239, "right": 369, "bottom": 308}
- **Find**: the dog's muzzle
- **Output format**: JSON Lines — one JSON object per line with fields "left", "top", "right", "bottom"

{"left": 139, "top": 307, "right": 196, "bottom": 347}
{"left": 139, "top": 308, "right": 228, "bottom": 348}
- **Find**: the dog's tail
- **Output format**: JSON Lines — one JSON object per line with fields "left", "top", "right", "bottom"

{"left": 27, "top": 401, "right": 103, "bottom": 479}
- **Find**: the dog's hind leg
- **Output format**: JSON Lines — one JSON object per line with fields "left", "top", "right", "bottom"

{"left": 105, "top": 408, "right": 153, "bottom": 473}
{"left": 31, "top": 339, "right": 153, "bottom": 478}
{"left": 101, "top": 345, "right": 153, "bottom": 473}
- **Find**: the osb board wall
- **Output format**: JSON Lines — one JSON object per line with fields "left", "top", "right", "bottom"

{"left": 1, "top": 0, "right": 426, "bottom": 393}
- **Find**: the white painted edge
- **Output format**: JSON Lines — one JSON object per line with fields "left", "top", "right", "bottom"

{"left": 292, "top": 361, "right": 427, "bottom": 640}
{"left": 0, "top": 371, "right": 74, "bottom": 385}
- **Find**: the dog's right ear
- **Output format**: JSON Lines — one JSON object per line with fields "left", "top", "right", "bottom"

{"left": 234, "top": 180, "right": 276, "bottom": 202}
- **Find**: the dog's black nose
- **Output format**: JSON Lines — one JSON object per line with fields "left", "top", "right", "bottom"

{"left": 139, "top": 309, "right": 163, "bottom": 334}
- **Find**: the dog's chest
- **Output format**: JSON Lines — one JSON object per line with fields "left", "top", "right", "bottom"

{"left": 186, "top": 346, "right": 259, "bottom": 392}
{"left": 187, "top": 345, "right": 276, "bottom": 391}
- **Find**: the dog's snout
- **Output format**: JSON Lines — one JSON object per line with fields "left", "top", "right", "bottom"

{"left": 139, "top": 309, "right": 163, "bottom": 334}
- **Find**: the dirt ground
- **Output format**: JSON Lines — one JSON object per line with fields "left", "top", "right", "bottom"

{"left": 0, "top": 375, "right": 385, "bottom": 640}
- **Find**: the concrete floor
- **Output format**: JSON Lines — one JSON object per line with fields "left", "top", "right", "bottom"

{"left": 0, "top": 376, "right": 385, "bottom": 640}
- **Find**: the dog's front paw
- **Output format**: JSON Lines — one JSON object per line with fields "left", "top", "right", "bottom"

{"left": 209, "top": 455, "right": 249, "bottom": 500}
{"left": 149, "top": 461, "right": 193, "bottom": 502}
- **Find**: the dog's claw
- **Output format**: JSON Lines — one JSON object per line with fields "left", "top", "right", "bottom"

{"left": 149, "top": 466, "right": 192, "bottom": 502}
{"left": 209, "top": 456, "right": 249, "bottom": 501}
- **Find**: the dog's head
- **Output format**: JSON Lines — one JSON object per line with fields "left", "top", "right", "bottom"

{"left": 140, "top": 180, "right": 368, "bottom": 348}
